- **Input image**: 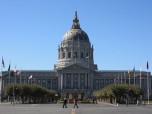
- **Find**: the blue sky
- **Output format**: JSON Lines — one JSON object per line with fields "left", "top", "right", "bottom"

{"left": 0, "top": 0, "right": 152, "bottom": 73}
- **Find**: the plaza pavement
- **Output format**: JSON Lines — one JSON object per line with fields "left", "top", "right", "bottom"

{"left": 0, "top": 102, "right": 152, "bottom": 114}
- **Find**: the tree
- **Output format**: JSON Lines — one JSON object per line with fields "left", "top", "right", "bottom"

{"left": 93, "top": 84, "right": 143, "bottom": 104}
{"left": 4, "top": 83, "right": 56, "bottom": 103}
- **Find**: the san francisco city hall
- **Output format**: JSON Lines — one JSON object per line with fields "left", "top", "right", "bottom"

{"left": 1, "top": 11, "right": 152, "bottom": 100}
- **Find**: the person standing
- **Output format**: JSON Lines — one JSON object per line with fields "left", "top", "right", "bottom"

{"left": 73, "top": 98, "right": 79, "bottom": 108}
{"left": 63, "top": 98, "right": 67, "bottom": 108}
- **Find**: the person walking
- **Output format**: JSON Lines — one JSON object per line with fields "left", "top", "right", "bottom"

{"left": 136, "top": 99, "right": 139, "bottom": 106}
{"left": 63, "top": 98, "right": 67, "bottom": 108}
{"left": 73, "top": 98, "right": 79, "bottom": 108}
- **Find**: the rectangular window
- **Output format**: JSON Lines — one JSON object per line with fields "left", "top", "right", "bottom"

{"left": 96, "top": 79, "right": 99, "bottom": 90}
{"left": 73, "top": 73, "right": 78, "bottom": 89}
{"left": 110, "top": 79, "right": 114, "bottom": 83}
{"left": 42, "top": 79, "right": 46, "bottom": 83}
{"left": 68, "top": 52, "right": 71, "bottom": 58}
{"left": 47, "top": 79, "right": 51, "bottom": 84}
{"left": 81, "top": 52, "right": 83, "bottom": 58}
{"left": 74, "top": 52, "right": 77, "bottom": 58}
{"left": 80, "top": 73, "right": 85, "bottom": 89}
{"left": 38, "top": 79, "right": 41, "bottom": 84}
{"left": 62, "top": 53, "right": 65, "bottom": 58}
{"left": 86, "top": 53, "right": 88, "bottom": 57}
{"left": 105, "top": 79, "right": 109, "bottom": 84}
{"left": 66, "top": 73, "right": 71, "bottom": 89}
{"left": 52, "top": 79, "right": 57, "bottom": 90}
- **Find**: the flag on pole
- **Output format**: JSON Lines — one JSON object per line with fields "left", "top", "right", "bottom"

{"left": 29, "top": 75, "right": 32, "bottom": 79}
{"left": 2, "top": 57, "right": 5, "bottom": 68}
{"left": 147, "top": 61, "right": 149, "bottom": 70}
{"left": 140, "top": 67, "right": 142, "bottom": 75}
{"left": 128, "top": 69, "right": 130, "bottom": 76}
{"left": 14, "top": 66, "right": 16, "bottom": 72}
{"left": 133, "top": 66, "right": 135, "bottom": 74}
{"left": 8, "top": 64, "right": 11, "bottom": 71}
{"left": 17, "top": 70, "right": 21, "bottom": 75}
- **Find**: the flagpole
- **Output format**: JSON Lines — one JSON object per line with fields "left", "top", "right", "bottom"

{"left": 8, "top": 61, "right": 11, "bottom": 83}
{"left": 17, "top": 70, "right": 21, "bottom": 84}
{"left": 1, "top": 57, "right": 5, "bottom": 103}
{"left": 15, "top": 71, "right": 16, "bottom": 84}
{"left": 9, "top": 70, "right": 10, "bottom": 83}
{"left": 20, "top": 74, "right": 21, "bottom": 84}
{"left": 0, "top": 64, "right": 3, "bottom": 103}
{"left": 140, "top": 68, "right": 142, "bottom": 89}
{"left": 13, "top": 78, "right": 15, "bottom": 106}
{"left": 128, "top": 69, "right": 130, "bottom": 86}
{"left": 146, "top": 61, "right": 150, "bottom": 104}
{"left": 147, "top": 70, "right": 149, "bottom": 104}
{"left": 134, "top": 73, "right": 135, "bottom": 86}
{"left": 129, "top": 74, "right": 130, "bottom": 85}
{"left": 124, "top": 72, "right": 126, "bottom": 84}
{"left": 121, "top": 73, "right": 122, "bottom": 84}
{"left": 133, "top": 67, "right": 135, "bottom": 86}
{"left": 117, "top": 74, "right": 120, "bottom": 84}
{"left": 8, "top": 63, "right": 11, "bottom": 103}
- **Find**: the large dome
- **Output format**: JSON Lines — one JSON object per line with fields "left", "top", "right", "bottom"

{"left": 62, "top": 29, "right": 89, "bottom": 43}
{"left": 62, "top": 11, "right": 90, "bottom": 43}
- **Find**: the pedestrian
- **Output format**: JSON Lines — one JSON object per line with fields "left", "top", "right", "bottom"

{"left": 93, "top": 98, "right": 95, "bottom": 104}
{"left": 142, "top": 101, "right": 145, "bottom": 106}
{"left": 126, "top": 99, "right": 128, "bottom": 106}
{"left": 136, "top": 99, "right": 139, "bottom": 106}
{"left": 63, "top": 98, "right": 67, "bottom": 108}
{"left": 73, "top": 98, "right": 79, "bottom": 108}
{"left": 94, "top": 97, "right": 97, "bottom": 104}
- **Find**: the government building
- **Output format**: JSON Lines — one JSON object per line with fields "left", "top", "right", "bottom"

{"left": 1, "top": 11, "right": 152, "bottom": 100}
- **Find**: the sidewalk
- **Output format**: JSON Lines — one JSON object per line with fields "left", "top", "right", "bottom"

{"left": 98, "top": 102, "right": 118, "bottom": 106}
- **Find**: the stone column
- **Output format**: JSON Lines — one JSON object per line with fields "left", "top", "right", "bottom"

{"left": 61, "top": 74, "right": 63, "bottom": 89}
{"left": 46, "top": 78, "right": 47, "bottom": 88}
{"left": 60, "top": 48, "right": 62, "bottom": 59}
{"left": 71, "top": 73, "right": 73, "bottom": 89}
{"left": 85, "top": 73, "right": 87, "bottom": 89}
{"left": 65, "top": 48, "right": 68, "bottom": 59}
{"left": 103, "top": 79, "right": 105, "bottom": 87}
{"left": 88, "top": 71, "right": 91, "bottom": 89}
{"left": 63, "top": 74, "right": 65, "bottom": 89}
{"left": 58, "top": 73, "right": 61, "bottom": 90}
{"left": 50, "top": 79, "right": 52, "bottom": 89}
{"left": 64, "top": 73, "right": 66, "bottom": 89}
{"left": 58, "top": 49, "right": 60, "bottom": 59}
{"left": 90, "top": 71, "right": 93, "bottom": 90}
{"left": 87, "top": 73, "right": 88, "bottom": 89}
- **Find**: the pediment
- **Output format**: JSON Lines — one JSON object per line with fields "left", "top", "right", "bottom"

{"left": 59, "top": 62, "right": 89, "bottom": 71}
